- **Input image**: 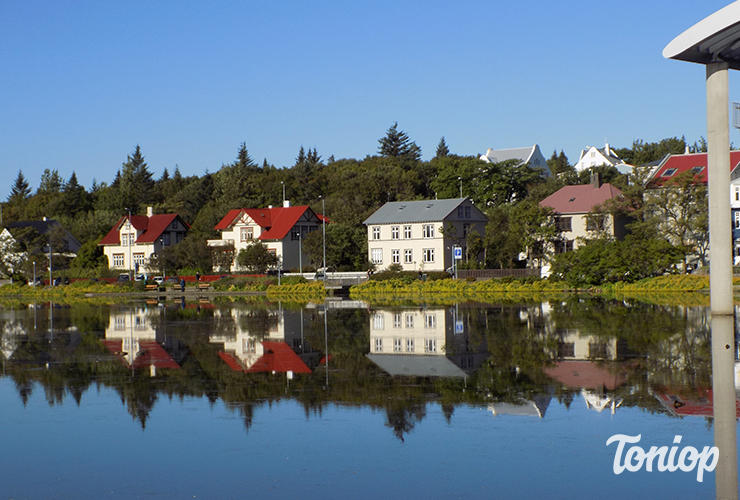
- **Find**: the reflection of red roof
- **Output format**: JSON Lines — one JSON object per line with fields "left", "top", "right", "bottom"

{"left": 539, "top": 184, "right": 622, "bottom": 214}
{"left": 99, "top": 214, "right": 189, "bottom": 245}
{"left": 100, "top": 339, "right": 179, "bottom": 369}
{"left": 648, "top": 151, "right": 740, "bottom": 187}
{"left": 544, "top": 360, "right": 626, "bottom": 390}
{"left": 218, "top": 351, "right": 245, "bottom": 371}
{"left": 212, "top": 206, "right": 323, "bottom": 240}
{"left": 134, "top": 341, "right": 180, "bottom": 369}
{"left": 245, "top": 341, "right": 311, "bottom": 374}
{"left": 655, "top": 390, "right": 740, "bottom": 418}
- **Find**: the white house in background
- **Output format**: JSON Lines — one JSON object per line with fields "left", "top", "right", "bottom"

{"left": 363, "top": 198, "right": 488, "bottom": 272}
{"left": 0, "top": 219, "right": 81, "bottom": 278}
{"left": 207, "top": 201, "right": 324, "bottom": 272}
{"left": 99, "top": 207, "right": 189, "bottom": 275}
{"left": 479, "top": 145, "right": 551, "bottom": 177}
{"left": 574, "top": 142, "right": 632, "bottom": 174}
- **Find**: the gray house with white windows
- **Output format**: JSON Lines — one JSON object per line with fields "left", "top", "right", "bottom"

{"left": 363, "top": 198, "right": 488, "bottom": 272}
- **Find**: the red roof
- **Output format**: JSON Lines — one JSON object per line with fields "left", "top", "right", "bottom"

{"left": 648, "top": 151, "right": 740, "bottom": 187}
{"left": 539, "top": 183, "right": 622, "bottom": 214}
{"left": 245, "top": 341, "right": 311, "bottom": 374}
{"left": 213, "top": 205, "right": 321, "bottom": 241}
{"left": 99, "top": 213, "right": 189, "bottom": 245}
{"left": 544, "top": 360, "right": 626, "bottom": 390}
{"left": 218, "top": 351, "right": 246, "bottom": 371}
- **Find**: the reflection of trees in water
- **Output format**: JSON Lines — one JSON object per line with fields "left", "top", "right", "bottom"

{"left": 0, "top": 299, "right": 719, "bottom": 438}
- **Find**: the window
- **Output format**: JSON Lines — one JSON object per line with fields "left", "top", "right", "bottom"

{"left": 422, "top": 224, "right": 434, "bottom": 238}
{"left": 424, "top": 339, "right": 437, "bottom": 353}
{"left": 133, "top": 253, "right": 146, "bottom": 265}
{"left": 424, "top": 314, "right": 436, "bottom": 329}
{"left": 291, "top": 227, "right": 300, "bottom": 240}
{"left": 391, "top": 249, "right": 400, "bottom": 264}
{"left": 172, "top": 220, "right": 179, "bottom": 229}
{"left": 464, "top": 206, "right": 471, "bottom": 218}
{"left": 374, "top": 338, "right": 383, "bottom": 352}
{"left": 391, "top": 226, "right": 399, "bottom": 240}
{"left": 373, "top": 313, "right": 384, "bottom": 330}
{"left": 586, "top": 215, "right": 606, "bottom": 232}
{"left": 661, "top": 168, "right": 678, "bottom": 177}
{"left": 555, "top": 217, "right": 572, "bottom": 232}
{"left": 457, "top": 207, "right": 463, "bottom": 218}
{"left": 244, "top": 338, "right": 256, "bottom": 353}
{"left": 558, "top": 342, "right": 575, "bottom": 358}
{"left": 393, "top": 313, "right": 402, "bottom": 328}
{"left": 423, "top": 248, "right": 434, "bottom": 263}
{"left": 112, "top": 254, "right": 125, "bottom": 267}
{"left": 403, "top": 225, "right": 412, "bottom": 239}
{"left": 589, "top": 342, "right": 608, "bottom": 359}
{"left": 404, "top": 249, "right": 413, "bottom": 264}
{"left": 393, "top": 338, "right": 402, "bottom": 352}
{"left": 735, "top": 187, "right": 740, "bottom": 201}
{"left": 405, "top": 314, "right": 414, "bottom": 328}
{"left": 590, "top": 151, "right": 596, "bottom": 158}
{"left": 114, "top": 316, "right": 125, "bottom": 330}
{"left": 371, "top": 248, "right": 383, "bottom": 264}
{"left": 555, "top": 239, "right": 574, "bottom": 254}
{"left": 735, "top": 212, "right": 740, "bottom": 230}
{"left": 162, "top": 233, "right": 171, "bottom": 245}
{"left": 463, "top": 223, "right": 470, "bottom": 237}
{"left": 372, "top": 226, "right": 381, "bottom": 240}
{"left": 690, "top": 166, "right": 704, "bottom": 176}
{"left": 406, "top": 338, "right": 414, "bottom": 352}
{"left": 241, "top": 227, "right": 253, "bottom": 241}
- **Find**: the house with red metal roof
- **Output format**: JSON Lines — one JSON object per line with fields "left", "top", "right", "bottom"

{"left": 207, "top": 201, "right": 323, "bottom": 272}
{"left": 646, "top": 150, "right": 740, "bottom": 188}
{"left": 539, "top": 174, "right": 628, "bottom": 253}
{"left": 99, "top": 207, "right": 189, "bottom": 275}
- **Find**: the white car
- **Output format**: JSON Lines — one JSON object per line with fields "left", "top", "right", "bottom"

{"left": 153, "top": 276, "right": 164, "bottom": 284}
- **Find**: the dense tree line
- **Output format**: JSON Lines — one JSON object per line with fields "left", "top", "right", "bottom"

{"left": 0, "top": 128, "right": 708, "bottom": 281}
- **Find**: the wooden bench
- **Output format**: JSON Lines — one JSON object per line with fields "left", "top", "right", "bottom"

{"left": 196, "top": 283, "right": 211, "bottom": 291}
{"left": 145, "top": 284, "right": 159, "bottom": 291}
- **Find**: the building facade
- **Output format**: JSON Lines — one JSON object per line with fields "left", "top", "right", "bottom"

{"left": 363, "top": 198, "right": 488, "bottom": 272}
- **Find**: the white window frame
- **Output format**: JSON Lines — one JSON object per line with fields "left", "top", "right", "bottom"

{"left": 422, "top": 224, "right": 434, "bottom": 238}
{"left": 391, "top": 249, "right": 400, "bottom": 264}
{"left": 371, "top": 248, "right": 383, "bottom": 264}
{"left": 404, "top": 249, "right": 413, "bottom": 264}
{"left": 391, "top": 226, "right": 399, "bottom": 240}
{"left": 423, "top": 248, "right": 434, "bottom": 263}
{"left": 403, "top": 225, "right": 412, "bottom": 239}
{"left": 372, "top": 226, "right": 381, "bottom": 240}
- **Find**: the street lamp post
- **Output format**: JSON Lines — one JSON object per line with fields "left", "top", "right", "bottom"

{"left": 281, "top": 181, "right": 286, "bottom": 205}
{"left": 127, "top": 208, "right": 133, "bottom": 280}
{"left": 160, "top": 238, "right": 165, "bottom": 280}
{"left": 298, "top": 231, "right": 302, "bottom": 274}
{"left": 320, "top": 196, "right": 326, "bottom": 273}
{"left": 458, "top": 177, "right": 463, "bottom": 198}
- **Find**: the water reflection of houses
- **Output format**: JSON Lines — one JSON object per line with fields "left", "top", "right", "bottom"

{"left": 488, "top": 389, "right": 554, "bottom": 418}
{"left": 366, "top": 307, "right": 487, "bottom": 378}
{"left": 209, "top": 307, "right": 317, "bottom": 373}
{"left": 102, "top": 306, "right": 186, "bottom": 375}
{"left": 546, "top": 329, "right": 626, "bottom": 414}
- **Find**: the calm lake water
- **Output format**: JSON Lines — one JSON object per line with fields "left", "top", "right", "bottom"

{"left": 0, "top": 297, "right": 736, "bottom": 499}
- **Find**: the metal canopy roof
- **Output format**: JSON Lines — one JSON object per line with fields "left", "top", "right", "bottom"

{"left": 663, "top": 2, "right": 740, "bottom": 69}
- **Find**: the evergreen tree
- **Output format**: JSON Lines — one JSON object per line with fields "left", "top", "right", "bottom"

{"left": 37, "top": 169, "right": 64, "bottom": 194}
{"left": 378, "top": 122, "right": 422, "bottom": 161}
{"left": 8, "top": 170, "right": 31, "bottom": 203}
{"left": 546, "top": 150, "right": 572, "bottom": 176}
{"left": 295, "top": 146, "right": 306, "bottom": 166}
{"left": 307, "top": 147, "right": 321, "bottom": 166}
{"left": 119, "top": 145, "right": 156, "bottom": 211}
{"left": 435, "top": 137, "right": 450, "bottom": 158}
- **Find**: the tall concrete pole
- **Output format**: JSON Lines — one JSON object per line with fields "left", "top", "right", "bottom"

{"left": 706, "top": 62, "right": 733, "bottom": 315}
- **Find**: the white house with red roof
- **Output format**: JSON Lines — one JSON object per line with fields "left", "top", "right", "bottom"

{"left": 208, "top": 201, "right": 323, "bottom": 272}
{"left": 99, "top": 207, "right": 190, "bottom": 275}
{"left": 539, "top": 175, "right": 627, "bottom": 253}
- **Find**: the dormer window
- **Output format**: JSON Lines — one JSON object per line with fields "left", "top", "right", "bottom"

{"left": 690, "top": 166, "right": 704, "bottom": 175}
{"left": 662, "top": 168, "right": 678, "bottom": 177}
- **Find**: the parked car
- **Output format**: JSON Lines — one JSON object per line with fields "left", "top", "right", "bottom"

{"left": 165, "top": 276, "right": 180, "bottom": 284}
{"left": 153, "top": 276, "right": 164, "bottom": 284}
{"left": 134, "top": 274, "right": 146, "bottom": 282}
{"left": 117, "top": 274, "right": 130, "bottom": 282}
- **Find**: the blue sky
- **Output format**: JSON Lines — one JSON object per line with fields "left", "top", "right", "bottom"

{"left": 2, "top": 1, "right": 739, "bottom": 200}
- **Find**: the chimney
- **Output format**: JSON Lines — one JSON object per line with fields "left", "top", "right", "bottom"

{"left": 685, "top": 145, "right": 690, "bottom": 154}
{"left": 591, "top": 171, "right": 602, "bottom": 189}
{"left": 283, "top": 200, "right": 291, "bottom": 208}
{"left": 147, "top": 206, "right": 153, "bottom": 217}
{"left": 605, "top": 142, "right": 610, "bottom": 157}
